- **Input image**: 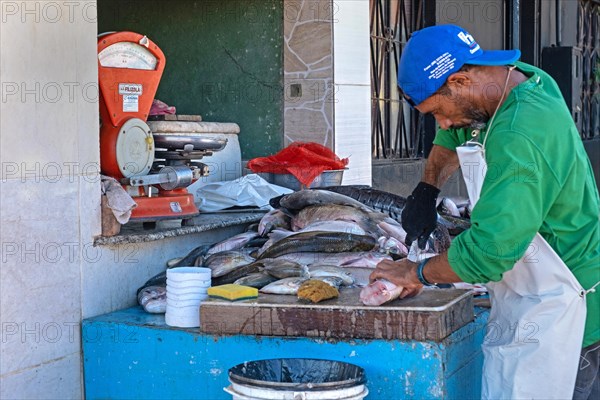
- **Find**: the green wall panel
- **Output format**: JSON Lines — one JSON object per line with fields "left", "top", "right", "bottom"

{"left": 98, "top": 0, "right": 283, "bottom": 159}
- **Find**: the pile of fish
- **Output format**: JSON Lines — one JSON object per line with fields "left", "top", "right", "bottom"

{"left": 137, "top": 186, "right": 472, "bottom": 312}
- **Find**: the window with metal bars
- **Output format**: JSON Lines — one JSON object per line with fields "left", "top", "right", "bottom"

{"left": 578, "top": 0, "right": 600, "bottom": 139}
{"left": 370, "top": 0, "right": 435, "bottom": 160}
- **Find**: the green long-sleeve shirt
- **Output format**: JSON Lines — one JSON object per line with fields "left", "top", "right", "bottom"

{"left": 433, "top": 61, "right": 600, "bottom": 347}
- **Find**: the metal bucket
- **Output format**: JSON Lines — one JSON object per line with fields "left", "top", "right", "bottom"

{"left": 224, "top": 358, "right": 368, "bottom": 400}
{"left": 260, "top": 169, "right": 345, "bottom": 191}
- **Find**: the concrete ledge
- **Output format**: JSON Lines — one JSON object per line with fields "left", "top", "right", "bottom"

{"left": 93, "top": 212, "right": 265, "bottom": 246}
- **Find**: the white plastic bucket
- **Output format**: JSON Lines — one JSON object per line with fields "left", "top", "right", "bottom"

{"left": 165, "top": 311, "right": 200, "bottom": 328}
{"left": 167, "top": 267, "right": 211, "bottom": 281}
{"left": 165, "top": 303, "right": 201, "bottom": 328}
{"left": 167, "top": 281, "right": 210, "bottom": 291}
{"left": 224, "top": 359, "right": 368, "bottom": 400}
{"left": 224, "top": 382, "right": 368, "bottom": 400}
{"left": 167, "top": 296, "right": 208, "bottom": 308}
{"left": 167, "top": 290, "right": 208, "bottom": 301}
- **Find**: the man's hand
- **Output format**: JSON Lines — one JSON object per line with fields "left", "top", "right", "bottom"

{"left": 369, "top": 259, "right": 423, "bottom": 299}
{"left": 401, "top": 181, "right": 440, "bottom": 249}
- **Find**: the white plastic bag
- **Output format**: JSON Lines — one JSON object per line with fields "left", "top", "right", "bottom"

{"left": 194, "top": 174, "right": 293, "bottom": 212}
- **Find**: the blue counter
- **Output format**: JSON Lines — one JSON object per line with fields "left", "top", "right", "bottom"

{"left": 82, "top": 306, "right": 489, "bottom": 399}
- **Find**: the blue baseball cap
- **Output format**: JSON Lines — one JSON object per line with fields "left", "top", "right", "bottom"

{"left": 398, "top": 24, "right": 521, "bottom": 106}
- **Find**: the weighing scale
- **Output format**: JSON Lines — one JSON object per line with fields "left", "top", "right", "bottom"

{"left": 97, "top": 31, "right": 227, "bottom": 223}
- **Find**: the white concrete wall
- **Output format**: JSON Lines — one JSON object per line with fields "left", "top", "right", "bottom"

{"left": 333, "top": 0, "right": 371, "bottom": 185}
{"left": 0, "top": 1, "right": 100, "bottom": 398}
{"left": 0, "top": 3, "right": 258, "bottom": 398}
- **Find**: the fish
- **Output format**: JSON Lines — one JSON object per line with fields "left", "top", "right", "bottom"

{"left": 204, "top": 250, "right": 256, "bottom": 278}
{"left": 137, "top": 285, "right": 167, "bottom": 314}
{"left": 311, "top": 275, "right": 345, "bottom": 289}
{"left": 245, "top": 222, "right": 260, "bottom": 232}
{"left": 173, "top": 244, "right": 212, "bottom": 268}
{"left": 211, "top": 262, "right": 262, "bottom": 286}
{"left": 437, "top": 197, "right": 461, "bottom": 217}
{"left": 322, "top": 186, "right": 407, "bottom": 222}
{"left": 378, "top": 236, "right": 409, "bottom": 258}
{"left": 321, "top": 186, "right": 463, "bottom": 245}
{"left": 205, "top": 231, "right": 261, "bottom": 256}
{"left": 437, "top": 214, "right": 471, "bottom": 235}
{"left": 257, "top": 231, "right": 377, "bottom": 260}
{"left": 233, "top": 272, "right": 277, "bottom": 289}
{"left": 256, "top": 229, "right": 295, "bottom": 257}
{"left": 242, "top": 236, "right": 270, "bottom": 249}
{"left": 360, "top": 279, "right": 404, "bottom": 306}
{"left": 258, "top": 209, "right": 291, "bottom": 236}
{"left": 340, "top": 267, "right": 374, "bottom": 287}
{"left": 144, "top": 298, "right": 167, "bottom": 314}
{"left": 300, "top": 220, "right": 368, "bottom": 236}
{"left": 377, "top": 218, "right": 407, "bottom": 241}
{"left": 278, "top": 189, "right": 374, "bottom": 213}
{"left": 260, "top": 259, "right": 309, "bottom": 279}
{"left": 307, "top": 265, "right": 355, "bottom": 286}
{"left": 291, "top": 204, "right": 382, "bottom": 235}
{"left": 136, "top": 270, "right": 168, "bottom": 295}
{"left": 269, "top": 251, "right": 393, "bottom": 268}
{"left": 431, "top": 223, "right": 451, "bottom": 253}
{"left": 166, "top": 257, "right": 183, "bottom": 268}
{"left": 257, "top": 220, "right": 371, "bottom": 257}
{"left": 259, "top": 277, "right": 309, "bottom": 295}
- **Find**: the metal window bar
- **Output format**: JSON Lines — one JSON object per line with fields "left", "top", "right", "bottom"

{"left": 370, "top": 0, "right": 430, "bottom": 160}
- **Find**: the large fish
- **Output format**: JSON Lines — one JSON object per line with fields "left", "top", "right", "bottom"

{"left": 321, "top": 186, "right": 406, "bottom": 222}
{"left": 205, "top": 231, "right": 261, "bottom": 256}
{"left": 270, "top": 251, "right": 392, "bottom": 268}
{"left": 360, "top": 279, "right": 404, "bottom": 306}
{"left": 277, "top": 189, "right": 374, "bottom": 213}
{"left": 291, "top": 204, "right": 382, "bottom": 235}
{"left": 258, "top": 209, "right": 291, "bottom": 236}
{"left": 256, "top": 229, "right": 295, "bottom": 257}
{"left": 257, "top": 231, "right": 377, "bottom": 260}
{"left": 204, "top": 250, "right": 255, "bottom": 278}
{"left": 256, "top": 220, "right": 370, "bottom": 257}
{"left": 319, "top": 186, "right": 469, "bottom": 240}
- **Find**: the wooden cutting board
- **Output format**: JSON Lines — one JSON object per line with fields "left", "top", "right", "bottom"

{"left": 200, "top": 288, "right": 473, "bottom": 341}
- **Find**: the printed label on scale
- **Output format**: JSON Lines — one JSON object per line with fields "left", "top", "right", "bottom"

{"left": 123, "top": 95, "right": 139, "bottom": 112}
{"left": 123, "top": 94, "right": 140, "bottom": 112}
{"left": 119, "top": 84, "right": 143, "bottom": 96}
{"left": 170, "top": 202, "right": 183, "bottom": 213}
{"left": 119, "top": 84, "right": 142, "bottom": 113}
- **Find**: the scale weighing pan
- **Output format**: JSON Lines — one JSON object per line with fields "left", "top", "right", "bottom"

{"left": 152, "top": 133, "right": 228, "bottom": 151}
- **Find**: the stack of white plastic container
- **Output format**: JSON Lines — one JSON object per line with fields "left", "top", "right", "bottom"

{"left": 165, "top": 267, "right": 211, "bottom": 328}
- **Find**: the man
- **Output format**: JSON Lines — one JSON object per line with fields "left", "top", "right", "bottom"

{"left": 370, "top": 24, "right": 599, "bottom": 399}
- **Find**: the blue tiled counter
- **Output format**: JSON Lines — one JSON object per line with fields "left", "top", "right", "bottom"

{"left": 82, "top": 304, "right": 489, "bottom": 399}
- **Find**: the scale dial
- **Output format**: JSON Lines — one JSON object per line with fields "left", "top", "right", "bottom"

{"left": 98, "top": 42, "right": 158, "bottom": 70}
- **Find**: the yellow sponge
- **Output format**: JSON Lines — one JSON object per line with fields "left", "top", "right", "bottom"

{"left": 208, "top": 284, "right": 258, "bottom": 301}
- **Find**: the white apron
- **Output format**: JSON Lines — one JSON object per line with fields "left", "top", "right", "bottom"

{"left": 456, "top": 143, "right": 587, "bottom": 399}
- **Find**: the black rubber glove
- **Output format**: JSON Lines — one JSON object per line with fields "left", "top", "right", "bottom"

{"left": 401, "top": 182, "right": 440, "bottom": 250}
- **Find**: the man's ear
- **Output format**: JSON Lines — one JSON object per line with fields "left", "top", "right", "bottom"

{"left": 446, "top": 71, "right": 472, "bottom": 88}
